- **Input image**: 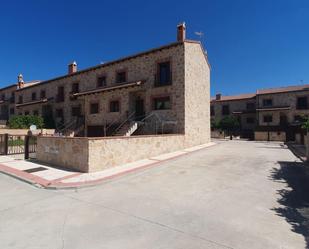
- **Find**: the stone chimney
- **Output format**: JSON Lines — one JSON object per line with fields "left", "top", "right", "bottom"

{"left": 177, "top": 22, "right": 186, "bottom": 42}
{"left": 216, "top": 93, "right": 221, "bottom": 100}
{"left": 17, "top": 74, "right": 24, "bottom": 89}
{"left": 68, "top": 61, "right": 77, "bottom": 74}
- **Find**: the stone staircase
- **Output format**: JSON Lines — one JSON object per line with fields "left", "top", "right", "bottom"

{"left": 113, "top": 121, "right": 139, "bottom": 137}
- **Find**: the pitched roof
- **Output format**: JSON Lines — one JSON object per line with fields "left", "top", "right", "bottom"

{"left": 211, "top": 93, "right": 256, "bottom": 102}
{"left": 257, "top": 84, "right": 309, "bottom": 95}
{"left": 16, "top": 40, "right": 210, "bottom": 92}
{"left": 0, "top": 80, "right": 41, "bottom": 92}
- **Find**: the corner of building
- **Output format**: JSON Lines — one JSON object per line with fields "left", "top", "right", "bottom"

{"left": 184, "top": 41, "right": 211, "bottom": 146}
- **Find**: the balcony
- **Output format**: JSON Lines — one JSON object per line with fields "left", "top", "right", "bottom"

{"left": 256, "top": 105, "right": 291, "bottom": 111}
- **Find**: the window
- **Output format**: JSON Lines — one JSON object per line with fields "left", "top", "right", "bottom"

{"left": 263, "top": 99, "right": 272, "bottom": 107}
{"left": 9, "top": 108, "right": 14, "bottom": 115}
{"left": 1, "top": 94, "right": 5, "bottom": 101}
{"left": 72, "top": 106, "right": 81, "bottom": 117}
{"left": 156, "top": 61, "right": 171, "bottom": 86}
{"left": 25, "top": 111, "right": 30, "bottom": 115}
{"left": 10, "top": 93, "right": 15, "bottom": 103}
{"left": 57, "top": 86, "right": 65, "bottom": 102}
{"left": 246, "top": 117, "right": 254, "bottom": 124}
{"left": 40, "top": 90, "right": 46, "bottom": 99}
{"left": 222, "top": 105, "right": 230, "bottom": 115}
{"left": 116, "top": 71, "right": 126, "bottom": 83}
{"left": 263, "top": 115, "right": 272, "bottom": 123}
{"left": 32, "top": 92, "right": 37, "bottom": 101}
{"left": 109, "top": 100, "right": 120, "bottom": 112}
{"left": 97, "top": 76, "right": 107, "bottom": 87}
{"left": 297, "top": 97, "right": 308, "bottom": 110}
{"left": 71, "top": 83, "right": 79, "bottom": 93}
{"left": 33, "top": 110, "right": 39, "bottom": 116}
{"left": 18, "top": 95, "right": 23, "bottom": 104}
{"left": 246, "top": 103, "right": 255, "bottom": 110}
{"left": 90, "top": 103, "right": 99, "bottom": 114}
{"left": 153, "top": 96, "right": 171, "bottom": 110}
{"left": 210, "top": 106, "right": 215, "bottom": 116}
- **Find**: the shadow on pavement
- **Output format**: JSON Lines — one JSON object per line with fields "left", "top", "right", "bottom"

{"left": 270, "top": 161, "right": 309, "bottom": 248}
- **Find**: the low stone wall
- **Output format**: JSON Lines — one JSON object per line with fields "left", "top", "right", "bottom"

{"left": 0, "top": 128, "right": 54, "bottom": 136}
{"left": 37, "top": 137, "right": 89, "bottom": 172}
{"left": 254, "top": 131, "right": 286, "bottom": 142}
{"left": 37, "top": 134, "right": 186, "bottom": 172}
{"left": 211, "top": 130, "right": 224, "bottom": 139}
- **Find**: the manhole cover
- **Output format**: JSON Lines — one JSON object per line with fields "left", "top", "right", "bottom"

{"left": 24, "top": 167, "right": 48, "bottom": 173}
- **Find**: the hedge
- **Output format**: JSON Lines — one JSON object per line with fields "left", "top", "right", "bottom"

{"left": 8, "top": 115, "right": 44, "bottom": 129}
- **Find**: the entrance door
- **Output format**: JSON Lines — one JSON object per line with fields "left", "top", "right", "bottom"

{"left": 135, "top": 97, "right": 145, "bottom": 121}
{"left": 42, "top": 105, "right": 54, "bottom": 128}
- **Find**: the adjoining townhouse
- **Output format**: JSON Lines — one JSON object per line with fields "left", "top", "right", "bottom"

{"left": 3, "top": 24, "right": 210, "bottom": 148}
{"left": 256, "top": 84, "right": 309, "bottom": 143}
{"left": 211, "top": 84, "right": 309, "bottom": 143}
{"left": 211, "top": 93, "right": 256, "bottom": 139}
{"left": 0, "top": 75, "right": 40, "bottom": 124}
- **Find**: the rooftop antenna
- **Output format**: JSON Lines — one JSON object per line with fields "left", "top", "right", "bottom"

{"left": 194, "top": 31, "right": 204, "bottom": 41}
{"left": 194, "top": 31, "right": 207, "bottom": 54}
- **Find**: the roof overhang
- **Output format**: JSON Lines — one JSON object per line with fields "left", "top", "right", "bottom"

{"left": 16, "top": 98, "right": 48, "bottom": 108}
{"left": 74, "top": 80, "right": 145, "bottom": 97}
{"left": 256, "top": 106, "right": 291, "bottom": 111}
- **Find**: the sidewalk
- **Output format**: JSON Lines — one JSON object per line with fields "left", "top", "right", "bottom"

{"left": 286, "top": 142, "right": 307, "bottom": 162}
{"left": 0, "top": 142, "right": 216, "bottom": 189}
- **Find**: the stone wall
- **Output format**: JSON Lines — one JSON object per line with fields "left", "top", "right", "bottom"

{"left": 37, "top": 134, "right": 187, "bottom": 172}
{"left": 254, "top": 131, "right": 286, "bottom": 141}
{"left": 88, "top": 135, "right": 185, "bottom": 171}
{"left": 184, "top": 42, "right": 211, "bottom": 146}
{"left": 36, "top": 136, "right": 89, "bottom": 172}
{"left": 0, "top": 128, "right": 54, "bottom": 135}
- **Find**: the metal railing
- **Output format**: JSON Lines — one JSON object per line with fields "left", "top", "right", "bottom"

{"left": 112, "top": 112, "right": 136, "bottom": 135}
{"left": 0, "top": 134, "right": 37, "bottom": 157}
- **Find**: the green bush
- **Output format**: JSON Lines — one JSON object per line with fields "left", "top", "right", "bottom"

{"left": 8, "top": 115, "right": 44, "bottom": 129}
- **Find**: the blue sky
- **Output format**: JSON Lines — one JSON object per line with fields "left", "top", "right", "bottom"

{"left": 0, "top": 0, "right": 308, "bottom": 96}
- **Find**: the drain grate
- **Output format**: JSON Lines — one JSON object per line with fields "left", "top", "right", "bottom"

{"left": 24, "top": 167, "right": 48, "bottom": 173}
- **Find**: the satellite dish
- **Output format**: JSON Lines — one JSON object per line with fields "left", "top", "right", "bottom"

{"left": 30, "top": 125, "right": 37, "bottom": 131}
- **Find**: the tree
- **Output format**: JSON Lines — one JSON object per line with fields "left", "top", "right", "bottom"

{"left": 219, "top": 116, "right": 240, "bottom": 139}
{"left": 8, "top": 115, "right": 44, "bottom": 129}
{"left": 301, "top": 117, "right": 309, "bottom": 131}
{"left": 211, "top": 119, "right": 221, "bottom": 130}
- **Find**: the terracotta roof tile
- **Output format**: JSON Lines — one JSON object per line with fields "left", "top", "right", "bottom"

{"left": 211, "top": 93, "right": 256, "bottom": 102}
{"left": 257, "top": 84, "right": 309, "bottom": 95}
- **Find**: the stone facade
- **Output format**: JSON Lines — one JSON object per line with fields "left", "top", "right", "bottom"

{"left": 184, "top": 42, "right": 211, "bottom": 146}
{"left": 7, "top": 33, "right": 210, "bottom": 146}
{"left": 211, "top": 94, "right": 256, "bottom": 138}
{"left": 212, "top": 84, "right": 309, "bottom": 142}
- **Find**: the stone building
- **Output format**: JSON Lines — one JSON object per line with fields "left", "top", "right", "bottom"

{"left": 255, "top": 84, "right": 309, "bottom": 142}
{"left": 211, "top": 84, "right": 309, "bottom": 142}
{"left": 0, "top": 75, "right": 40, "bottom": 123}
{"left": 2, "top": 24, "right": 211, "bottom": 146}
{"left": 210, "top": 93, "right": 257, "bottom": 138}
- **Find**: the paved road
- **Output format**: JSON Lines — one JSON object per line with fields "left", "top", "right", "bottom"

{"left": 0, "top": 140, "right": 308, "bottom": 249}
